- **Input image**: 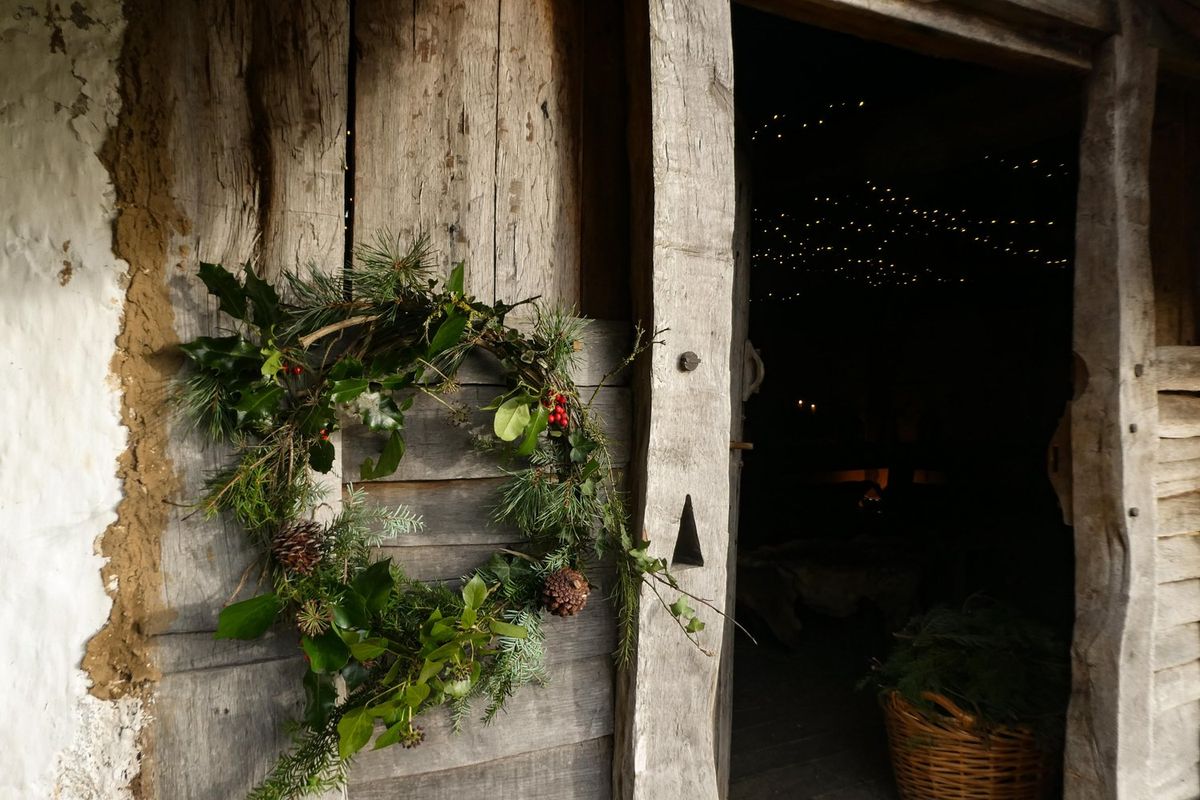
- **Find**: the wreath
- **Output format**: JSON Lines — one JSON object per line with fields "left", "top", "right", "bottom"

{"left": 176, "top": 234, "right": 714, "bottom": 799}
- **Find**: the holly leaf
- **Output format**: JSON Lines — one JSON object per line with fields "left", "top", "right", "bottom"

{"left": 308, "top": 438, "right": 335, "bottom": 473}
{"left": 352, "top": 560, "right": 394, "bottom": 613}
{"left": 516, "top": 405, "right": 549, "bottom": 456}
{"left": 357, "top": 392, "right": 405, "bottom": 431}
{"left": 427, "top": 312, "right": 468, "bottom": 358}
{"left": 337, "top": 707, "right": 374, "bottom": 759}
{"left": 179, "top": 335, "right": 260, "bottom": 374}
{"left": 302, "top": 630, "right": 351, "bottom": 674}
{"left": 489, "top": 620, "right": 528, "bottom": 639}
{"left": 461, "top": 575, "right": 487, "bottom": 611}
{"left": 303, "top": 671, "right": 337, "bottom": 728}
{"left": 233, "top": 383, "right": 284, "bottom": 423}
{"left": 360, "top": 430, "right": 406, "bottom": 480}
{"left": 214, "top": 593, "right": 280, "bottom": 640}
{"left": 332, "top": 592, "right": 369, "bottom": 630}
{"left": 328, "top": 357, "right": 365, "bottom": 381}
{"left": 493, "top": 397, "right": 532, "bottom": 441}
{"left": 330, "top": 377, "right": 371, "bottom": 405}
{"left": 199, "top": 262, "right": 248, "bottom": 321}
{"left": 445, "top": 262, "right": 465, "bottom": 296}
{"left": 242, "top": 267, "right": 281, "bottom": 328}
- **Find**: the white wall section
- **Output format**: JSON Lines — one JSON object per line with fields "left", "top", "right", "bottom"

{"left": 0, "top": 2, "right": 140, "bottom": 797}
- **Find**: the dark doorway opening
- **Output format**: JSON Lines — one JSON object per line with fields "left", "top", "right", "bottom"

{"left": 730, "top": 7, "right": 1082, "bottom": 798}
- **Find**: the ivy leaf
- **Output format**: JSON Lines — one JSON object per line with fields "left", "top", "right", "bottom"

{"left": 302, "top": 630, "right": 351, "bottom": 674}
{"left": 328, "top": 357, "right": 365, "bottom": 381}
{"left": 337, "top": 707, "right": 374, "bottom": 759}
{"left": 493, "top": 397, "right": 532, "bottom": 441}
{"left": 372, "top": 721, "right": 405, "bottom": 750}
{"left": 360, "top": 430, "right": 406, "bottom": 480}
{"left": 569, "top": 431, "right": 597, "bottom": 465}
{"left": 352, "top": 560, "right": 394, "bottom": 613}
{"left": 489, "top": 620, "right": 528, "bottom": 639}
{"left": 233, "top": 383, "right": 284, "bottom": 423}
{"left": 445, "top": 262, "right": 465, "bottom": 296}
{"left": 357, "top": 392, "right": 405, "bottom": 431}
{"left": 330, "top": 377, "right": 371, "bottom": 405}
{"left": 427, "top": 312, "right": 468, "bottom": 358}
{"left": 214, "top": 593, "right": 280, "bottom": 640}
{"left": 417, "top": 659, "right": 443, "bottom": 685}
{"left": 686, "top": 617, "right": 706, "bottom": 633}
{"left": 516, "top": 405, "right": 549, "bottom": 456}
{"left": 461, "top": 575, "right": 488, "bottom": 611}
{"left": 341, "top": 661, "right": 371, "bottom": 691}
{"left": 303, "top": 671, "right": 337, "bottom": 728}
{"left": 199, "top": 262, "right": 247, "bottom": 321}
{"left": 670, "top": 597, "right": 695, "bottom": 619}
{"left": 242, "top": 267, "right": 281, "bottom": 328}
{"left": 259, "top": 348, "right": 284, "bottom": 379}
{"left": 350, "top": 637, "right": 389, "bottom": 662}
{"left": 306, "top": 438, "right": 333, "bottom": 474}
{"left": 404, "top": 683, "right": 431, "bottom": 709}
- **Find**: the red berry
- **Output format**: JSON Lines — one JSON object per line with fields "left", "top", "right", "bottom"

{"left": 555, "top": 394, "right": 565, "bottom": 404}
{"left": 293, "top": 366, "right": 303, "bottom": 375}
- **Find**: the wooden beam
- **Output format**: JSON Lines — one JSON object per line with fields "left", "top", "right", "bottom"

{"left": 739, "top": 0, "right": 1095, "bottom": 72}
{"left": 616, "top": 1, "right": 737, "bottom": 798}
{"left": 1064, "top": 3, "right": 1159, "bottom": 798}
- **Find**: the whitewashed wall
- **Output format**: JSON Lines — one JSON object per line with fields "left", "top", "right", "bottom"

{"left": 0, "top": 2, "right": 141, "bottom": 798}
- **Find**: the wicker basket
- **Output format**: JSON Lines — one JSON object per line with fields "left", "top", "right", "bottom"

{"left": 882, "top": 691, "right": 1056, "bottom": 800}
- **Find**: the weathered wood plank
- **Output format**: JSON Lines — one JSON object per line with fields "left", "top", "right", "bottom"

{"left": 1160, "top": 394, "right": 1200, "bottom": 438}
{"left": 354, "top": 0, "right": 498, "bottom": 297}
{"left": 154, "top": 630, "right": 298, "bottom": 675}
{"left": 1157, "top": 623, "right": 1200, "bottom": 671}
{"left": 352, "top": 736, "right": 612, "bottom": 800}
{"left": 1063, "top": 4, "right": 1159, "bottom": 799}
{"left": 342, "top": 385, "right": 630, "bottom": 482}
{"left": 1156, "top": 659, "right": 1200, "bottom": 713}
{"left": 1156, "top": 456, "right": 1200, "bottom": 497}
{"left": 351, "top": 656, "right": 613, "bottom": 782}
{"left": 1159, "top": 493, "right": 1200, "bottom": 536}
{"left": 1152, "top": 700, "right": 1200, "bottom": 786}
{"left": 1160, "top": 533, "right": 1200, "bottom": 584}
{"left": 1153, "top": 764, "right": 1200, "bottom": 800}
{"left": 740, "top": 0, "right": 1093, "bottom": 72}
{"left": 493, "top": 0, "right": 581, "bottom": 308}
{"left": 156, "top": 656, "right": 307, "bottom": 800}
{"left": 617, "top": 2, "right": 736, "bottom": 799}
{"left": 1159, "top": 579, "right": 1200, "bottom": 629}
{"left": 1160, "top": 436, "right": 1200, "bottom": 464}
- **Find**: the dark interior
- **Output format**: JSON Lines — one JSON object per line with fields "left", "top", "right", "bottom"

{"left": 730, "top": 7, "right": 1082, "bottom": 797}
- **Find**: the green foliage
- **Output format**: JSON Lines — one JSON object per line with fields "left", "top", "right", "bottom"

{"left": 176, "top": 236, "right": 697, "bottom": 799}
{"left": 864, "top": 598, "right": 1070, "bottom": 741}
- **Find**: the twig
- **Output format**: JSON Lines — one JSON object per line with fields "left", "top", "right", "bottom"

{"left": 298, "top": 314, "right": 380, "bottom": 348}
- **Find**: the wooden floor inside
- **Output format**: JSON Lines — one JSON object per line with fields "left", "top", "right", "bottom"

{"left": 729, "top": 640, "right": 898, "bottom": 799}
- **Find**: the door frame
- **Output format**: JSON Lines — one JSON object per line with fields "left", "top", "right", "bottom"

{"left": 617, "top": 2, "right": 1162, "bottom": 799}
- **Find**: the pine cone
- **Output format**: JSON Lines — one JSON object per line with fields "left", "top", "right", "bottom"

{"left": 542, "top": 567, "right": 589, "bottom": 617}
{"left": 401, "top": 725, "right": 425, "bottom": 749}
{"left": 272, "top": 519, "right": 325, "bottom": 575}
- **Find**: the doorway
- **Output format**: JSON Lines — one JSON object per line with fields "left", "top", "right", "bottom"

{"left": 728, "top": 7, "right": 1082, "bottom": 797}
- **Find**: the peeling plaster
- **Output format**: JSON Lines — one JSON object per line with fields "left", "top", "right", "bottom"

{"left": 0, "top": 1, "right": 142, "bottom": 797}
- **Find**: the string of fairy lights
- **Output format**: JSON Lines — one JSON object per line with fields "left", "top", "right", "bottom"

{"left": 749, "top": 101, "right": 1077, "bottom": 298}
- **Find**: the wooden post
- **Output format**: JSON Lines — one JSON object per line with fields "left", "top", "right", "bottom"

{"left": 617, "top": 1, "right": 736, "bottom": 798}
{"left": 1066, "top": 2, "right": 1158, "bottom": 797}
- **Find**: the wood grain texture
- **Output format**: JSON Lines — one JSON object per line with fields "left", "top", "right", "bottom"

{"left": 1159, "top": 532, "right": 1200, "bottom": 584}
{"left": 354, "top": 0, "right": 499, "bottom": 297}
{"left": 494, "top": 0, "right": 582, "bottom": 307}
{"left": 1152, "top": 700, "right": 1200, "bottom": 792}
{"left": 342, "top": 385, "right": 630, "bottom": 482}
{"left": 616, "top": 2, "right": 736, "bottom": 799}
{"left": 1063, "top": 4, "right": 1159, "bottom": 798}
{"left": 349, "top": 656, "right": 613, "bottom": 783}
{"left": 352, "top": 737, "right": 613, "bottom": 800}
{"left": 1156, "top": 659, "right": 1200, "bottom": 713}
{"left": 1156, "top": 622, "right": 1200, "bottom": 671}
{"left": 1159, "top": 492, "right": 1200, "bottom": 537}
{"left": 1158, "top": 579, "right": 1200, "bottom": 629}
{"left": 1158, "top": 347, "right": 1200, "bottom": 390}
{"left": 1156, "top": 455, "right": 1200, "bottom": 497}
{"left": 740, "top": 0, "right": 1093, "bottom": 72}
{"left": 1159, "top": 394, "right": 1200, "bottom": 438}
{"left": 144, "top": 4, "right": 349, "bottom": 798}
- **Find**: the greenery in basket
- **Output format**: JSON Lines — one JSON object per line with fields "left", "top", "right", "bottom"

{"left": 177, "top": 234, "right": 719, "bottom": 799}
{"left": 863, "top": 598, "right": 1070, "bottom": 742}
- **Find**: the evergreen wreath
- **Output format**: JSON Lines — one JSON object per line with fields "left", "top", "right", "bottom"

{"left": 177, "top": 234, "right": 715, "bottom": 799}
